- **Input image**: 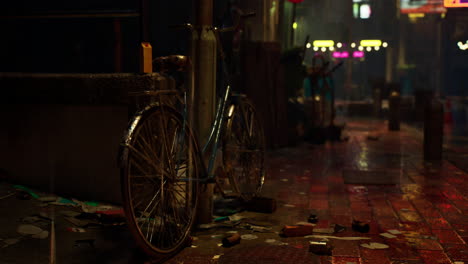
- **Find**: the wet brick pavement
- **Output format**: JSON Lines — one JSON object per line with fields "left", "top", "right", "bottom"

{"left": 0, "top": 119, "right": 467, "bottom": 264}
{"left": 166, "top": 120, "right": 468, "bottom": 264}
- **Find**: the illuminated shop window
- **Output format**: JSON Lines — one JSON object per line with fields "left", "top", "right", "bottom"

{"left": 353, "top": 0, "right": 372, "bottom": 19}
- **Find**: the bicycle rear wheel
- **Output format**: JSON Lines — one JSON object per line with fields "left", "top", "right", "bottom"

{"left": 223, "top": 97, "right": 265, "bottom": 202}
{"left": 120, "top": 104, "right": 200, "bottom": 259}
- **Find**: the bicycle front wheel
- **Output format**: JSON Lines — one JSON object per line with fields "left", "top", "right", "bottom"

{"left": 223, "top": 98, "right": 265, "bottom": 202}
{"left": 120, "top": 104, "right": 200, "bottom": 259}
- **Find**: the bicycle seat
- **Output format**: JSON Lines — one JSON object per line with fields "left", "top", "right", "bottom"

{"left": 153, "top": 55, "right": 190, "bottom": 73}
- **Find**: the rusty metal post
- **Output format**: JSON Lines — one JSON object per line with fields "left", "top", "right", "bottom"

{"left": 424, "top": 99, "right": 443, "bottom": 161}
{"left": 388, "top": 91, "right": 400, "bottom": 131}
{"left": 193, "top": 0, "right": 216, "bottom": 225}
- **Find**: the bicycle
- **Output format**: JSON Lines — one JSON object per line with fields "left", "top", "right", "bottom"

{"left": 118, "top": 12, "right": 265, "bottom": 260}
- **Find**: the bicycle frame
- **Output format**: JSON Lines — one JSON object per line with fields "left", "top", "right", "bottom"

{"left": 179, "top": 70, "right": 233, "bottom": 183}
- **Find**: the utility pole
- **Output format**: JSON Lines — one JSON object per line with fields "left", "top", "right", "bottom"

{"left": 290, "top": 3, "right": 296, "bottom": 47}
{"left": 193, "top": 0, "right": 216, "bottom": 224}
{"left": 344, "top": 0, "right": 354, "bottom": 95}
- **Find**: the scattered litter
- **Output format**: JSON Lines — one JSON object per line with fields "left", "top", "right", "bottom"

{"left": 264, "top": 238, "right": 288, "bottom": 246}
{"left": 313, "top": 228, "right": 335, "bottom": 234}
{"left": 198, "top": 223, "right": 219, "bottom": 229}
{"left": 228, "top": 214, "right": 245, "bottom": 222}
{"left": 192, "top": 236, "right": 199, "bottom": 241}
{"left": 309, "top": 241, "right": 333, "bottom": 255}
{"left": 49, "top": 197, "right": 78, "bottom": 207}
{"left": 308, "top": 214, "right": 318, "bottom": 223}
{"left": 404, "top": 233, "right": 437, "bottom": 240}
{"left": 304, "top": 235, "right": 371, "bottom": 241}
{"left": 211, "top": 234, "right": 224, "bottom": 239}
{"left": 283, "top": 204, "right": 295, "bottom": 208}
{"left": 32, "top": 230, "right": 49, "bottom": 239}
{"left": 222, "top": 233, "right": 241, "bottom": 247}
{"left": 240, "top": 234, "right": 258, "bottom": 240}
{"left": 387, "top": 229, "right": 402, "bottom": 235}
{"left": 282, "top": 225, "right": 314, "bottom": 237}
{"left": 2, "top": 238, "right": 20, "bottom": 248}
{"left": 380, "top": 233, "right": 397, "bottom": 239}
{"left": 38, "top": 196, "right": 58, "bottom": 202}
{"left": 73, "top": 199, "right": 120, "bottom": 213}
{"left": 360, "top": 242, "right": 389, "bottom": 249}
{"left": 334, "top": 224, "right": 346, "bottom": 233}
{"left": 217, "top": 243, "right": 223, "bottom": 247}
{"left": 13, "top": 185, "right": 39, "bottom": 199}
{"left": 245, "top": 224, "right": 272, "bottom": 233}
{"left": 95, "top": 209, "right": 124, "bottom": 216}
{"left": 191, "top": 245, "right": 198, "bottom": 248}
{"left": 214, "top": 216, "right": 229, "bottom": 222}
{"left": 352, "top": 220, "right": 370, "bottom": 233}
{"left": 22, "top": 216, "right": 42, "bottom": 224}
{"left": 17, "top": 224, "right": 43, "bottom": 235}
{"left": 74, "top": 239, "right": 95, "bottom": 248}
{"left": 226, "top": 231, "right": 238, "bottom": 234}
{"left": 212, "top": 255, "right": 222, "bottom": 260}
{"left": 67, "top": 227, "right": 86, "bottom": 233}
{"left": 0, "top": 192, "right": 15, "bottom": 200}
{"left": 280, "top": 179, "right": 289, "bottom": 182}
{"left": 295, "top": 222, "right": 315, "bottom": 226}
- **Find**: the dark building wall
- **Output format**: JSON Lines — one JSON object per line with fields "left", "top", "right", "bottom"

{"left": 0, "top": 1, "right": 194, "bottom": 73}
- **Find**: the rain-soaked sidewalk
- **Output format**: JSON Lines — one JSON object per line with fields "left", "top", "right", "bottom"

{"left": 166, "top": 119, "right": 468, "bottom": 264}
{"left": 1, "top": 119, "right": 467, "bottom": 264}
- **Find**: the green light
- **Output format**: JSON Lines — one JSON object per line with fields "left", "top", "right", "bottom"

{"left": 292, "top": 22, "right": 298, "bottom": 29}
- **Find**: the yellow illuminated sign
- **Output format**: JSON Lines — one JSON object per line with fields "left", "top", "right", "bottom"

{"left": 360, "top": 39, "right": 382, "bottom": 47}
{"left": 313, "top": 40, "right": 334, "bottom": 47}
{"left": 408, "top": 13, "right": 425, "bottom": 18}
{"left": 444, "top": 0, "right": 468, "bottom": 8}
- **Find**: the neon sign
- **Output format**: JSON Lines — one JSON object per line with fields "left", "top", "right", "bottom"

{"left": 360, "top": 39, "right": 382, "bottom": 47}
{"left": 313, "top": 40, "right": 335, "bottom": 47}
{"left": 332, "top": 52, "right": 349, "bottom": 58}
{"left": 444, "top": 0, "right": 468, "bottom": 7}
{"left": 401, "top": 0, "right": 446, "bottom": 13}
{"left": 353, "top": 51, "right": 365, "bottom": 58}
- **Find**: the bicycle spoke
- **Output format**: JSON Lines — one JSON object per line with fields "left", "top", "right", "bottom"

{"left": 122, "top": 106, "right": 199, "bottom": 255}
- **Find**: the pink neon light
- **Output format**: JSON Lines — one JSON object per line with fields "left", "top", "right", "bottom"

{"left": 353, "top": 51, "right": 364, "bottom": 58}
{"left": 332, "top": 51, "right": 350, "bottom": 58}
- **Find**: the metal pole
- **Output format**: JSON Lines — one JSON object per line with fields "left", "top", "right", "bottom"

{"left": 424, "top": 99, "right": 443, "bottom": 161}
{"left": 193, "top": 0, "right": 216, "bottom": 225}
{"left": 388, "top": 91, "right": 401, "bottom": 131}
{"left": 290, "top": 3, "right": 296, "bottom": 47}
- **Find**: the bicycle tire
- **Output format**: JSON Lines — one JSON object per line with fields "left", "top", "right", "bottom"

{"left": 120, "top": 104, "right": 200, "bottom": 259}
{"left": 223, "top": 97, "right": 265, "bottom": 202}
